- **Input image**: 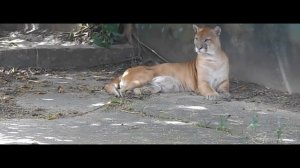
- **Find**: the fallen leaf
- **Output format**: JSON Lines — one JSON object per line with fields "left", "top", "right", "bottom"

{"left": 35, "top": 91, "right": 47, "bottom": 95}
{"left": 22, "top": 84, "right": 32, "bottom": 89}
{"left": 48, "top": 113, "right": 63, "bottom": 120}
{"left": 58, "top": 86, "right": 64, "bottom": 93}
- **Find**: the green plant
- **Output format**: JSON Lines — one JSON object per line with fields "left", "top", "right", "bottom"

{"left": 247, "top": 114, "right": 260, "bottom": 131}
{"left": 104, "top": 97, "right": 132, "bottom": 112}
{"left": 276, "top": 127, "right": 283, "bottom": 144}
{"left": 109, "top": 97, "right": 125, "bottom": 106}
{"left": 276, "top": 117, "right": 283, "bottom": 144}
{"left": 196, "top": 119, "right": 212, "bottom": 128}
{"left": 122, "top": 103, "right": 134, "bottom": 112}
{"left": 91, "top": 24, "right": 121, "bottom": 48}
{"left": 70, "top": 24, "right": 121, "bottom": 48}
{"left": 217, "top": 115, "right": 229, "bottom": 132}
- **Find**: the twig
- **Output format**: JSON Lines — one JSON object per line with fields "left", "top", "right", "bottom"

{"left": 83, "top": 106, "right": 104, "bottom": 114}
{"left": 121, "top": 109, "right": 140, "bottom": 114}
{"left": 230, "top": 85, "right": 246, "bottom": 92}
{"left": 132, "top": 34, "right": 169, "bottom": 63}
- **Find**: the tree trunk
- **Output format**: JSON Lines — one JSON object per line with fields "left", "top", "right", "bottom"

{"left": 118, "top": 24, "right": 136, "bottom": 44}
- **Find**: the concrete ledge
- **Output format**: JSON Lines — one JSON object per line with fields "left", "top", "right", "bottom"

{"left": 0, "top": 44, "right": 136, "bottom": 69}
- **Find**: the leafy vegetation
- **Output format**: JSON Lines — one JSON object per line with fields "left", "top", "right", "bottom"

{"left": 69, "top": 24, "right": 121, "bottom": 48}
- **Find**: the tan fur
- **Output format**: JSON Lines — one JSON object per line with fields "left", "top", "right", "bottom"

{"left": 104, "top": 25, "right": 230, "bottom": 100}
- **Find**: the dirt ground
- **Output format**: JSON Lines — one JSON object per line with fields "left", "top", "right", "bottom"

{"left": 1, "top": 28, "right": 299, "bottom": 116}
{"left": 0, "top": 60, "right": 299, "bottom": 119}
{"left": 0, "top": 30, "right": 300, "bottom": 144}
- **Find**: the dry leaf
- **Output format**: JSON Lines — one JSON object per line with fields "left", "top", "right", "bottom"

{"left": 58, "top": 86, "right": 64, "bottom": 93}
{"left": 48, "top": 113, "right": 63, "bottom": 120}
{"left": 35, "top": 91, "right": 47, "bottom": 95}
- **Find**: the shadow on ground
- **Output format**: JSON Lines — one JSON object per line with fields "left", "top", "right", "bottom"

{"left": 0, "top": 61, "right": 299, "bottom": 144}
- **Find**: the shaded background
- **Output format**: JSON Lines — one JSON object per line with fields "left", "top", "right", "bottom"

{"left": 136, "top": 24, "right": 300, "bottom": 94}
{"left": 1, "top": 24, "right": 299, "bottom": 94}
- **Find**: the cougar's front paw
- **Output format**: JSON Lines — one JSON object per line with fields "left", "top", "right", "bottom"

{"left": 204, "top": 92, "right": 220, "bottom": 101}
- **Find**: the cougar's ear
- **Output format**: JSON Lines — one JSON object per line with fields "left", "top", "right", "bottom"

{"left": 193, "top": 24, "right": 198, "bottom": 32}
{"left": 193, "top": 24, "right": 203, "bottom": 33}
{"left": 214, "top": 26, "right": 221, "bottom": 36}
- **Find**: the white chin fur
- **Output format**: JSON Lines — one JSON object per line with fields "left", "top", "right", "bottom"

{"left": 195, "top": 47, "right": 208, "bottom": 54}
{"left": 200, "top": 48, "right": 206, "bottom": 53}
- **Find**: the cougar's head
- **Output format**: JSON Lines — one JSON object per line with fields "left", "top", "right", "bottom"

{"left": 193, "top": 25, "right": 222, "bottom": 55}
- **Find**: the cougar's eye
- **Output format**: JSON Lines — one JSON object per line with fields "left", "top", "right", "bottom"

{"left": 204, "top": 39, "right": 210, "bottom": 42}
{"left": 195, "top": 37, "right": 199, "bottom": 40}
